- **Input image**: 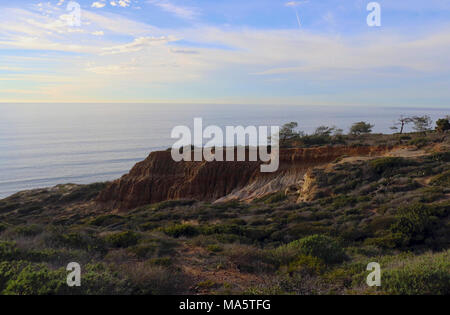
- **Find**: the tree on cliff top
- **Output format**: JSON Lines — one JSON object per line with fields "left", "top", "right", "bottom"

{"left": 411, "top": 115, "right": 433, "bottom": 134}
{"left": 279, "top": 122, "right": 303, "bottom": 141}
{"left": 436, "top": 117, "right": 450, "bottom": 132}
{"left": 391, "top": 116, "right": 413, "bottom": 134}
{"left": 350, "top": 121, "right": 374, "bottom": 135}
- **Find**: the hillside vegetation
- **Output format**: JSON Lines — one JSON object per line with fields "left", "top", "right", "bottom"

{"left": 0, "top": 129, "right": 449, "bottom": 295}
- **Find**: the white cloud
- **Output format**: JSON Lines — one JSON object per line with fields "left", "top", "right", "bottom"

{"left": 85, "top": 63, "right": 137, "bottom": 74}
{"left": 147, "top": 0, "right": 199, "bottom": 19}
{"left": 285, "top": 1, "right": 308, "bottom": 7}
{"left": 2, "top": 3, "right": 450, "bottom": 103}
{"left": 101, "top": 36, "right": 177, "bottom": 55}
{"left": 92, "top": 1, "right": 106, "bottom": 9}
{"left": 109, "top": 0, "right": 131, "bottom": 7}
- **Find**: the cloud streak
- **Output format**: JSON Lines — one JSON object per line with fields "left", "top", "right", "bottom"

{"left": 147, "top": 0, "right": 199, "bottom": 19}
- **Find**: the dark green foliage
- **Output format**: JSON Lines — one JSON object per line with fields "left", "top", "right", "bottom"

{"left": 163, "top": 224, "right": 200, "bottom": 238}
{"left": 428, "top": 151, "right": 450, "bottom": 162}
{"left": 0, "top": 242, "right": 19, "bottom": 261}
{"left": 263, "top": 192, "right": 287, "bottom": 204}
{"left": 436, "top": 118, "right": 450, "bottom": 132}
{"left": 2, "top": 264, "right": 66, "bottom": 295}
{"left": 390, "top": 203, "right": 449, "bottom": 247}
{"left": 409, "top": 137, "right": 429, "bottom": 148}
{"left": 0, "top": 261, "right": 189, "bottom": 295}
{"left": 104, "top": 231, "right": 139, "bottom": 248}
{"left": 152, "top": 199, "right": 196, "bottom": 211}
{"left": 350, "top": 121, "right": 374, "bottom": 135}
{"left": 411, "top": 115, "right": 433, "bottom": 133}
{"left": 283, "top": 235, "right": 346, "bottom": 264}
{"left": 14, "top": 225, "right": 43, "bottom": 237}
{"left": 0, "top": 223, "right": 7, "bottom": 233}
{"left": 58, "top": 183, "right": 108, "bottom": 203}
{"left": 383, "top": 251, "right": 450, "bottom": 295}
{"left": 227, "top": 245, "right": 276, "bottom": 273}
{"left": 0, "top": 133, "right": 449, "bottom": 295}
{"left": 0, "top": 202, "right": 21, "bottom": 214}
{"left": 44, "top": 230, "right": 106, "bottom": 254}
{"left": 89, "top": 214, "right": 124, "bottom": 227}
{"left": 430, "top": 170, "right": 450, "bottom": 187}
{"left": 279, "top": 122, "right": 301, "bottom": 142}
{"left": 369, "top": 157, "right": 410, "bottom": 174}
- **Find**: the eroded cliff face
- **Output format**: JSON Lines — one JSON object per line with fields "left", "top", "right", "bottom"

{"left": 97, "top": 146, "right": 392, "bottom": 211}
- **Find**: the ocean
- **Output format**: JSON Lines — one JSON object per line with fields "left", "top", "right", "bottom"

{"left": 0, "top": 103, "right": 448, "bottom": 199}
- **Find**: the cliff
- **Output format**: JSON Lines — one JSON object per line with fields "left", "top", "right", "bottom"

{"left": 97, "top": 145, "right": 393, "bottom": 211}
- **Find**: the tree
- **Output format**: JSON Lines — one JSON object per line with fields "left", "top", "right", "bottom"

{"left": 350, "top": 121, "right": 374, "bottom": 135}
{"left": 279, "top": 122, "right": 302, "bottom": 141}
{"left": 391, "top": 116, "right": 413, "bottom": 134}
{"left": 436, "top": 117, "right": 450, "bottom": 132}
{"left": 411, "top": 115, "right": 432, "bottom": 133}
{"left": 314, "top": 125, "right": 336, "bottom": 136}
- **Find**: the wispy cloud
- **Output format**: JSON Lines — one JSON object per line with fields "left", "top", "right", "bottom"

{"left": 101, "top": 36, "right": 177, "bottom": 55}
{"left": 92, "top": 1, "right": 106, "bottom": 9}
{"left": 1, "top": 0, "right": 449, "bottom": 105}
{"left": 147, "top": 0, "right": 199, "bottom": 19}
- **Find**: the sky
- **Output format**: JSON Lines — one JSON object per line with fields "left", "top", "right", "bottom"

{"left": 0, "top": 0, "right": 450, "bottom": 106}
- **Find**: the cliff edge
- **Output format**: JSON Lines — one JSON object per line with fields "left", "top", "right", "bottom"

{"left": 97, "top": 145, "right": 393, "bottom": 211}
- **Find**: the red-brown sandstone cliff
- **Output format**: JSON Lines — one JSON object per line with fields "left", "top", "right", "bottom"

{"left": 97, "top": 145, "right": 392, "bottom": 211}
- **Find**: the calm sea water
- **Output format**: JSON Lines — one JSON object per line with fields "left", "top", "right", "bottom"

{"left": 0, "top": 103, "right": 448, "bottom": 199}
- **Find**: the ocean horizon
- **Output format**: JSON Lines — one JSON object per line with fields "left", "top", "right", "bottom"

{"left": 0, "top": 103, "right": 448, "bottom": 199}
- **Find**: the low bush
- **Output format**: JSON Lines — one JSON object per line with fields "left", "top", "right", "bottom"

{"left": 226, "top": 245, "right": 276, "bottom": 273}
{"left": 408, "top": 137, "right": 429, "bottom": 148}
{"left": 152, "top": 200, "right": 196, "bottom": 211}
{"left": 369, "top": 157, "right": 410, "bottom": 175}
{"left": 383, "top": 250, "right": 450, "bottom": 295}
{"left": 163, "top": 224, "right": 199, "bottom": 238}
{"left": 390, "top": 202, "right": 448, "bottom": 247}
{"left": 278, "top": 235, "right": 346, "bottom": 265}
{"left": 104, "top": 231, "right": 139, "bottom": 248}
{"left": 14, "top": 225, "right": 43, "bottom": 237}
{"left": 89, "top": 214, "right": 124, "bottom": 227}
{"left": 430, "top": 170, "right": 450, "bottom": 187}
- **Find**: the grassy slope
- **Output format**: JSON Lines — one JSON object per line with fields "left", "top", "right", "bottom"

{"left": 0, "top": 132, "right": 449, "bottom": 295}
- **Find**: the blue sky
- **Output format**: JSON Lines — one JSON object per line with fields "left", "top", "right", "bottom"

{"left": 0, "top": 0, "right": 450, "bottom": 106}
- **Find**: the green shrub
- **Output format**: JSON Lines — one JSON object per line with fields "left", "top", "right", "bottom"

{"left": 148, "top": 257, "right": 172, "bottom": 267}
{"left": 408, "top": 138, "right": 429, "bottom": 148}
{"left": 435, "top": 118, "right": 450, "bottom": 132}
{"left": 163, "top": 224, "right": 199, "bottom": 238}
{"left": 286, "top": 255, "right": 326, "bottom": 275}
{"left": 0, "top": 261, "right": 28, "bottom": 291}
{"left": 104, "top": 231, "right": 139, "bottom": 248}
{"left": 130, "top": 243, "right": 159, "bottom": 259}
{"left": 45, "top": 231, "right": 106, "bottom": 253}
{"left": 369, "top": 157, "right": 409, "bottom": 174}
{"left": 427, "top": 151, "right": 450, "bottom": 162}
{"left": 256, "top": 192, "right": 287, "bottom": 204}
{"left": 390, "top": 203, "right": 447, "bottom": 247}
{"left": 58, "top": 183, "right": 107, "bottom": 203}
{"left": 2, "top": 264, "right": 66, "bottom": 295}
{"left": 0, "top": 241, "right": 20, "bottom": 261}
{"left": 207, "top": 244, "right": 223, "bottom": 253}
{"left": 384, "top": 250, "right": 450, "bottom": 295}
{"left": 419, "top": 186, "right": 445, "bottom": 202}
{"left": 89, "top": 214, "right": 124, "bottom": 227}
{"left": 430, "top": 170, "right": 450, "bottom": 187}
{"left": 226, "top": 245, "right": 276, "bottom": 273}
{"left": 152, "top": 200, "right": 196, "bottom": 211}
{"left": 14, "top": 225, "right": 43, "bottom": 237}
{"left": 283, "top": 234, "right": 346, "bottom": 264}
